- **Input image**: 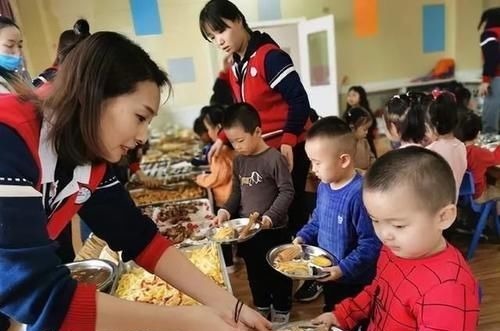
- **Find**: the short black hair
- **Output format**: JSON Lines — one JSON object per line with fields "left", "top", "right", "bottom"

{"left": 193, "top": 116, "right": 207, "bottom": 135}
{"left": 306, "top": 116, "right": 356, "bottom": 155}
{"left": 222, "top": 102, "right": 261, "bottom": 133}
{"left": 364, "top": 146, "right": 456, "bottom": 212}
{"left": 458, "top": 112, "right": 482, "bottom": 142}
{"left": 199, "top": 0, "right": 251, "bottom": 42}
{"left": 429, "top": 93, "right": 458, "bottom": 135}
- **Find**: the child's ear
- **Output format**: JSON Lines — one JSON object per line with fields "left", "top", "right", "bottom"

{"left": 254, "top": 127, "right": 262, "bottom": 137}
{"left": 339, "top": 153, "right": 352, "bottom": 169}
{"left": 436, "top": 203, "right": 457, "bottom": 230}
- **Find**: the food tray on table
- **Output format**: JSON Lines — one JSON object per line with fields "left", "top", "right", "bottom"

{"left": 130, "top": 182, "right": 207, "bottom": 206}
{"left": 267, "top": 244, "right": 337, "bottom": 280}
{"left": 110, "top": 243, "right": 232, "bottom": 306}
{"left": 141, "top": 198, "right": 214, "bottom": 245}
{"left": 277, "top": 321, "right": 343, "bottom": 331}
{"left": 207, "top": 217, "right": 261, "bottom": 244}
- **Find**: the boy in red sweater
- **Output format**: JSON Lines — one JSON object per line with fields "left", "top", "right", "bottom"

{"left": 458, "top": 112, "right": 500, "bottom": 202}
{"left": 312, "top": 147, "right": 480, "bottom": 331}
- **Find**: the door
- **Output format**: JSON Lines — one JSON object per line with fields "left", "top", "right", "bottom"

{"left": 298, "top": 15, "right": 339, "bottom": 117}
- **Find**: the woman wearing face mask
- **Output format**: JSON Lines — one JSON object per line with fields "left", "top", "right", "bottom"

{"left": 0, "top": 32, "right": 270, "bottom": 331}
{"left": 0, "top": 16, "right": 25, "bottom": 93}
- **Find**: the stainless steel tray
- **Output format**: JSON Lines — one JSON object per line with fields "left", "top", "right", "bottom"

{"left": 110, "top": 243, "right": 232, "bottom": 300}
{"left": 207, "top": 218, "right": 261, "bottom": 244}
{"left": 65, "top": 259, "right": 117, "bottom": 292}
{"left": 277, "top": 320, "right": 343, "bottom": 331}
{"left": 266, "top": 244, "right": 337, "bottom": 280}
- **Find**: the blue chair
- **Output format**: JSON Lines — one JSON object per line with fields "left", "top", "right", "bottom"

{"left": 458, "top": 171, "right": 500, "bottom": 260}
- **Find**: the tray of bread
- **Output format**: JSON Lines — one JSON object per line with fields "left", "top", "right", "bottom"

{"left": 141, "top": 199, "right": 213, "bottom": 244}
{"left": 112, "top": 243, "right": 231, "bottom": 306}
{"left": 267, "top": 244, "right": 336, "bottom": 280}
{"left": 207, "top": 212, "right": 262, "bottom": 244}
{"left": 277, "top": 321, "right": 343, "bottom": 331}
{"left": 130, "top": 182, "right": 207, "bottom": 206}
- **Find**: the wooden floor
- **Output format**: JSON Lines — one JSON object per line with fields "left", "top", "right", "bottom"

{"left": 228, "top": 237, "right": 500, "bottom": 330}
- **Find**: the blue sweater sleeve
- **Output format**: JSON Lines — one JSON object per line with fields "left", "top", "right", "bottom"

{"left": 337, "top": 191, "right": 381, "bottom": 281}
{"left": 265, "top": 50, "right": 310, "bottom": 136}
{"left": 0, "top": 124, "right": 76, "bottom": 331}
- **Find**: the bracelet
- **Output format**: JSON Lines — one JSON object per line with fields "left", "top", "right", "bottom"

{"left": 234, "top": 299, "right": 244, "bottom": 323}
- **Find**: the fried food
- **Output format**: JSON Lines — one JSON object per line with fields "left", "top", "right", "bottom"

{"left": 213, "top": 226, "right": 237, "bottom": 240}
{"left": 311, "top": 255, "right": 332, "bottom": 267}
{"left": 238, "top": 212, "right": 259, "bottom": 239}
{"left": 276, "top": 245, "right": 302, "bottom": 262}
{"left": 274, "top": 260, "right": 310, "bottom": 277}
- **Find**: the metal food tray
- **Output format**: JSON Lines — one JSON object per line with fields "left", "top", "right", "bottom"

{"left": 110, "top": 243, "right": 232, "bottom": 299}
{"left": 129, "top": 184, "right": 210, "bottom": 207}
{"left": 266, "top": 244, "right": 337, "bottom": 280}
{"left": 65, "top": 259, "right": 117, "bottom": 292}
{"left": 277, "top": 321, "right": 343, "bottom": 331}
{"left": 207, "top": 218, "right": 262, "bottom": 244}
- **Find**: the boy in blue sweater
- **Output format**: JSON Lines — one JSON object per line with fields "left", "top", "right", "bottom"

{"left": 293, "top": 116, "right": 381, "bottom": 312}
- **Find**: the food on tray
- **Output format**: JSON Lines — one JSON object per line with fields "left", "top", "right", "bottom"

{"left": 281, "top": 325, "right": 329, "bottom": 331}
{"left": 311, "top": 255, "right": 332, "bottom": 267}
{"left": 238, "top": 212, "right": 259, "bottom": 239}
{"left": 276, "top": 245, "right": 302, "bottom": 262}
{"left": 213, "top": 226, "right": 237, "bottom": 240}
{"left": 131, "top": 184, "right": 205, "bottom": 205}
{"left": 70, "top": 267, "right": 111, "bottom": 286}
{"left": 115, "top": 245, "right": 224, "bottom": 306}
{"left": 274, "top": 260, "right": 310, "bottom": 277}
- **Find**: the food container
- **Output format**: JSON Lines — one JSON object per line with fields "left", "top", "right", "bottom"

{"left": 266, "top": 244, "right": 337, "bottom": 280}
{"left": 110, "top": 243, "right": 232, "bottom": 304}
{"left": 130, "top": 183, "right": 208, "bottom": 206}
{"left": 206, "top": 218, "right": 262, "bottom": 244}
{"left": 277, "top": 321, "right": 343, "bottom": 331}
{"left": 65, "top": 259, "right": 117, "bottom": 292}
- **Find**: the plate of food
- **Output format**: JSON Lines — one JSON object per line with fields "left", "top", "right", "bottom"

{"left": 266, "top": 244, "right": 336, "bottom": 280}
{"left": 65, "top": 259, "right": 116, "bottom": 291}
{"left": 277, "top": 321, "right": 343, "bottom": 331}
{"left": 207, "top": 212, "right": 262, "bottom": 244}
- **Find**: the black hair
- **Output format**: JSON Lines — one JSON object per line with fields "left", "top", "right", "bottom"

{"left": 54, "top": 19, "right": 91, "bottom": 66}
{"left": 429, "top": 93, "right": 458, "bottom": 135}
{"left": 458, "top": 112, "right": 482, "bottom": 142}
{"left": 193, "top": 116, "right": 208, "bottom": 136}
{"left": 0, "top": 16, "right": 19, "bottom": 30}
{"left": 478, "top": 7, "right": 500, "bottom": 30}
{"left": 222, "top": 102, "right": 261, "bottom": 133}
{"left": 343, "top": 107, "right": 373, "bottom": 130}
{"left": 346, "top": 85, "right": 370, "bottom": 111}
{"left": 385, "top": 92, "right": 428, "bottom": 143}
{"left": 306, "top": 116, "right": 356, "bottom": 155}
{"left": 453, "top": 85, "right": 471, "bottom": 109}
{"left": 199, "top": 0, "right": 252, "bottom": 42}
{"left": 201, "top": 104, "right": 225, "bottom": 128}
{"left": 364, "top": 146, "right": 456, "bottom": 212}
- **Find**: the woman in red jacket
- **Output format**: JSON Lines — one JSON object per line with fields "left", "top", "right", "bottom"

{"left": 199, "top": 0, "right": 312, "bottom": 235}
{"left": 0, "top": 32, "right": 269, "bottom": 331}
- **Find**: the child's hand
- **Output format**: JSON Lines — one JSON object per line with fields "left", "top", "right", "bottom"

{"left": 211, "top": 210, "right": 229, "bottom": 227}
{"left": 311, "top": 312, "right": 340, "bottom": 329}
{"left": 195, "top": 174, "right": 206, "bottom": 185}
{"left": 260, "top": 216, "right": 272, "bottom": 229}
{"left": 317, "top": 265, "right": 343, "bottom": 283}
{"left": 292, "top": 236, "right": 304, "bottom": 245}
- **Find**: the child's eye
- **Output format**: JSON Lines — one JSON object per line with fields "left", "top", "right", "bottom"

{"left": 393, "top": 225, "right": 406, "bottom": 229}
{"left": 136, "top": 115, "right": 146, "bottom": 123}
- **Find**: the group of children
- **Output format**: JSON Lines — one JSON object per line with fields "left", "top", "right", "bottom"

{"left": 191, "top": 84, "right": 483, "bottom": 329}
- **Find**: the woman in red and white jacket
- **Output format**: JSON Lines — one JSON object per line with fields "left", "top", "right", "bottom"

{"left": 0, "top": 32, "right": 269, "bottom": 331}
{"left": 199, "top": 0, "right": 313, "bottom": 234}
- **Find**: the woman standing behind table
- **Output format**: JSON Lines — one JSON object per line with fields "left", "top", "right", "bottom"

{"left": 199, "top": 0, "right": 312, "bottom": 236}
{"left": 0, "top": 32, "right": 270, "bottom": 331}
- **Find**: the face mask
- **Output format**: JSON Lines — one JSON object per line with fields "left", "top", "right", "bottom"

{"left": 0, "top": 53, "right": 21, "bottom": 71}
